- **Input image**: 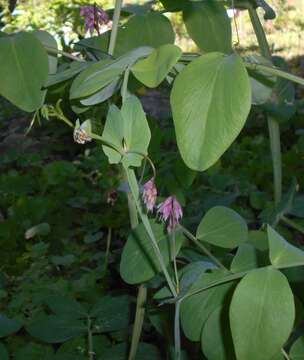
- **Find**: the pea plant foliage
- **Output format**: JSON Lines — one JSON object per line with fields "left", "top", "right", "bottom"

{"left": 1, "top": 0, "right": 304, "bottom": 359}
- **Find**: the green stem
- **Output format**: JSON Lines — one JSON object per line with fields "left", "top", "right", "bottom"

{"left": 248, "top": 5, "right": 272, "bottom": 59}
{"left": 121, "top": 67, "right": 131, "bottom": 102}
{"left": 244, "top": 61, "right": 304, "bottom": 87}
{"left": 103, "top": 228, "right": 112, "bottom": 274}
{"left": 281, "top": 348, "right": 290, "bottom": 360}
{"left": 179, "top": 225, "right": 228, "bottom": 270}
{"left": 125, "top": 167, "right": 177, "bottom": 297}
{"left": 174, "top": 301, "right": 181, "bottom": 360}
{"left": 87, "top": 317, "right": 94, "bottom": 360}
{"left": 281, "top": 215, "right": 304, "bottom": 235}
{"left": 268, "top": 118, "right": 282, "bottom": 205}
{"left": 128, "top": 285, "right": 147, "bottom": 360}
{"left": 248, "top": 5, "right": 282, "bottom": 205}
{"left": 108, "top": 0, "right": 123, "bottom": 56}
{"left": 172, "top": 231, "right": 180, "bottom": 293}
{"left": 44, "top": 45, "right": 85, "bottom": 62}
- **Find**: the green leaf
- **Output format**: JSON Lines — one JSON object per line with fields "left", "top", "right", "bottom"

{"left": 15, "top": 343, "right": 53, "bottom": 360}
{"left": 45, "top": 294, "right": 87, "bottom": 318}
{"left": 248, "top": 230, "right": 269, "bottom": 251}
{"left": 290, "top": 336, "right": 304, "bottom": 359}
{"left": 230, "top": 267, "right": 295, "bottom": 360}
{"left": 180, "top": 269, "right": 234, "bottom": 341}
{"left": 70, "top": 47, "right": 152, "bottom": 99}
{"left": 268, "top": 225, "right": 304, "bottom": 268}
{"left": 201, "top": 306, "right": 236, "bottom": 360}
{"left": 171, "top": 53, "right": 251, "bottom": 171}
{"left": 131, "top": 44, "right": 182, "bottom": 88}
{"left": 78, "top": 13, "right": 175, "bottom": 58}
{"left": 0, "top": 343, "right": 8, "bottom": 360}
{"left": 196, "top": 206, "right": 248, "bottom": 249}
{"left": 102, "top": 96, "right": 151, "bottom": 167}
{"left": 80, "top": 78, "right": 120, "bottom": 106}
{"left": 90, "top": 295, "right": 130, "bottom": 332}
{"left": 0, "top": 32, "right": 48, "bottom": 112}
{"left": 26, "top": 315, "right": 86, "bottom": 343}
{"left": 183, "top": 1, "right": 232, "bottom": 53}
{"left": 46, "top": 61, "right": 89, "bottom": 87}
{"left": 0, "top": 314, "right": 22, "bottom": 337}
{"left": 121, "top": 95, "right": 151, "bottom": 167}
{"left": 120, "top": 221, "right": 183, "bottom": 284}
{"left": 25, "top": 222, "right": 50, "bottom": 239}
{"left": 33, "top": 30, "right": 58, "bottom": 74}
{"left": 230, "top": 243, "right": 260, "bottom": 273}
{"left": 102, "top": 104, "right": 124, "bottom": 164}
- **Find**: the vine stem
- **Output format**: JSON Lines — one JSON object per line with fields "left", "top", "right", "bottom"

{"left": 125, "top": 167, "right": 177, "bottom": 298}
{"left": 248, "top": 5, "right": 283, "bottom": 205}
{"left": 128, "top": 285, "right": 147, "bottom": 360}
{"left": 87, "top": 317, "right": 94, "bottom": 360}
{"left": 179, "top": 225, "right": 228, "bottom": 270}
{"left": 174, "top": 301, "right": 182, "bottom": 360}
{"left": 44, "top": 46, "right": 85, "bottom": 62}
{"left": 108, "top": 0, "right": 123, "bottom": 56}
{"left": 281, "top": 348, "right": 290, "bottom": 360}
{"left": 172, "top": 230, "right": 180, "bottom": 293}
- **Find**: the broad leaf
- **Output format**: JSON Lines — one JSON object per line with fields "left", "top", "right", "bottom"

{"left": 0, "top": 32, "right": 48, "bottom": 112}
{"left": 33, "top": 30, "right": 58, "bottom": 74}
{"left": 46, "top": 61, "right": 89, "bottom": 87}
{"left": 290, "top": 336, "right": 304, "bottom": 360}
{"left": 0, "top": 314, "right": 22, "bottom": 337}
{"left": 180, "top": 269, "right": 234, "bottom": 341}
{"left": 120, "top": 95, "right": 151, "bottom": 167}
{"left": 15, "top": 343, "right": 53, "bottom": 360}
{"left": 201, "top": 306, "right": 236, "bottom": 360}
{"left": 196, "top": 206, "right": 248, "bottom": 249}
{"left": 90, "top": 296, "right": 130, "bottom": 332}
{"left": 132, "top": 44, "right": 182, "bottom": 88}
{"left": 80, "top": 78, "right": 120, "bottom": 106}
{"left": 230, "top": 243, "right": 260, "bottom": 273}
{"left": 77, "top": 13, "right": 175, "bottom": 58}
{"left": 26, "top": 315, "right": 86, "bottom": 343}
{"left": 70, "top": 47, "right": 152, "bottom": 99}
{"left": 171, "top": 53, "right": 251, "bottom": 171}
{"left": 183, "top": 1, "right": 232, "bottom": 53}
{"left": 0, "top": 343, "right": 8, "bottom": 360}
{"left": 45, "top": 294, "right": 87, "bottom": 318}
{"left": 268, "top": 225, "right": 304, "bottom": 268}
{"left": 102, "top": 104, "right": 124, "bottom": 164}
{"left": 120, "top": 221, "right": 183, "bottom": 284}
{"left": 230, "top": 267, "right": 295, "bottom": 360}
{"left": 102, "top": 96, "right": 151, "bottom": 167}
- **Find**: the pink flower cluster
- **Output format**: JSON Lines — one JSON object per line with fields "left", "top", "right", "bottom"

{"left": 80, "top": 5, "right": 109, "bottom": 34}
{"left": 142, "top": 179, "right": 183, "bottom": 232}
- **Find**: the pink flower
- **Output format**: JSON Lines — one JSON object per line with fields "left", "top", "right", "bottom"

{"left": 157, "top": 196, "right": 183, "bottom": 232}
{"left": 142, "top": 179, "right": 157, "bottom": 212}
{"left": 80, "top": 5, "right": 109, "bottom": 34}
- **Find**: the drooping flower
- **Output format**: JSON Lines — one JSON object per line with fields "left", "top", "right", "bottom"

{"left": 73, "top": 119, "right": 92, "bottom": 144}
{"left": 142, "top": 179, "right": 157, "bottom": 212}
{"left": 80, "top": 5, "right": 109, "bottom": 34}
{"left": 157, "top": 196, "right": 183, "bottom": 232}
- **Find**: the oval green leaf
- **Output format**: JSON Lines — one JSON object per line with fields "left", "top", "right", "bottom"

{"left": 120, "top": 221, "right": 183, "bottom": 284}
{"left": 183, "top": 1, "right": 232, "bottom": 53}
{"left": 290, "top": 336, "right": 304, "bottom": 360}
{"left": 0, "top": 32, "right": 48, "bottom": 112}
{"left": 132, "top": 44, "right": 182, "bottom": 88}
{"left": 201, "top": 306, "right": 236, "bottom": 360}
{"left": 268, "top": 225, "right": 304, "bottom": 269}
{"left": 196, "top": 206, "right": 248, "bottom": 249}
{"left": 230, "top": 267, "right": 295, "bottom": 360}
{"left": 171, "top": 52, "right": 251, "bottom": 171}
{"left": 0, "top": 314, "right": 22, "bottom": 337}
